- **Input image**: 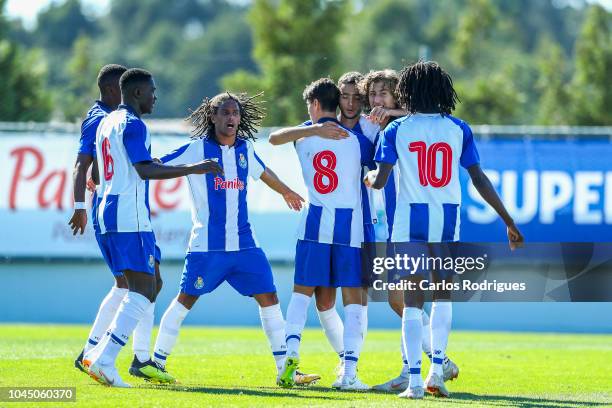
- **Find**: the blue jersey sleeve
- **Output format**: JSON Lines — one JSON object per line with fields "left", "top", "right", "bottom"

{"left": 123, "top": 120, "right": 152, "bottom": 164}
{"left": 78, "top": 115, "right": 101, "bottom": 157}
{"left": 448, "top": 116, "right": 480, "bottom": 168}
{"left": 375, "top": 120, "right": 400, "bottom": 165}
{"left": 357, "top": 133, "right": 375, "bottom": 169}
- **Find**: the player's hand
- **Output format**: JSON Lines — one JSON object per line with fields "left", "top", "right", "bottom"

{"left": 86, "top": 177, "right": 96, "bottom": 192}
{"left": 367, "top": 106, "right": 390, "bottom": 125}
{"left": 190, "top": 159, "right": 224, "bottom": 176}
{"left": 363, "top": 170, "right": 377, "bottom": 188}
{"left": 282, "top": 190, "right": 305, "bottom": 211}
{"left": 68, "top": 209, "right": 87, "bottom": 235}
{"left": 507, "top": 223, "right": 524, "bottom": 251}
{"left": 315, "top": 121, "right": 348, "bottom": 140}
{"left": 152, "top": 158, "right": 162, "bottom": 164}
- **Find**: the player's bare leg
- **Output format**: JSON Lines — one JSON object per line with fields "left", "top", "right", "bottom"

{"left": 315, "top": 286, "right": 344, "bottom": 387}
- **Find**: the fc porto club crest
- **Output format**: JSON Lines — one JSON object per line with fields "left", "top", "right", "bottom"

{"left": 194, "top": 276, "right": 204, "bottom": 290}
{"left": 148, "top": 254, "right": 155, "bottom": 268}
{"left": 238, "top": 153, "right": 247, "bottom": 169}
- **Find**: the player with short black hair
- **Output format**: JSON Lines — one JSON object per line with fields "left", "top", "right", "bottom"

{"left": 274, "top": 78, "right": 375, "bottom": 390}
{"left": 82, "top": 69, "right": 223, "bottom": 388}
{"left": 365, "top": 61, "right": 523, "bottom": 399}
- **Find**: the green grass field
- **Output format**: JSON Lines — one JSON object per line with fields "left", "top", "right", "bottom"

{"left": 0, "top": 325, "right": 610, "bottom": 407}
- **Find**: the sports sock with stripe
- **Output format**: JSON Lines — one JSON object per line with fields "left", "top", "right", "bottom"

{"left": 153, "top": 298, "right": 189, "bottom": 367}
{"left": 95, "top": 291, "right": 150, "bottom": 366}
{"left": 402, "top": 306, "right": 424, "bottom": 387}
{"left": 343, "top": 303, "right": 364, "bottom": 378}
{"left": 430, "top": 301, "right": 452, "bottom": 377}
{"left": 259, "top": 303, "right": 287, "bottom": 375}
{"left": 132, "top": 302, "right": 155, "bottom": 363}
{"left": 317, "top": 307, "right": 344, "bottom": 359}
{"left": 83, "top": 286, "right": 127, "bottom": 354}
{"left": 284, "top": 292, "right": 311, "bottom": 357}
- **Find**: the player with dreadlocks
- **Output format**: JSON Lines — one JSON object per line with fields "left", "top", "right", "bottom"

{"left": 151, "top": 91, "right": 320, "bottom": 387}
{"left": 365, "top": 61, "right": 523, "bottom": 399}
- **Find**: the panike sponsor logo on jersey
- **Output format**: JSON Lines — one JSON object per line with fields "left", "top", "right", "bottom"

{"left": 214, "top": 177, "right": 245, "bottom": 190}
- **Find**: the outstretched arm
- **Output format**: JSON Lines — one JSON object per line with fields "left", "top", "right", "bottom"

{"left": 260, "top": 168, "right": 304, "bottom": 211}
{"left": 134, "top": 159, "right": 223, "bottom": 180}
{"left": 363, "top": 162, "right": 394, "bottom": 190}
{"left": 468, "top": 164, "right": 524, "bottom": 250}
{"left": 269, "top": 122, "right": 348, "bottom": 145}
{"left": 68, "top": 153, "right": 94, "bottom": 235}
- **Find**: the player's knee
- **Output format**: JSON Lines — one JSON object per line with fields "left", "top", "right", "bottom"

{"left": 316, "top": 298, "right": 335, "bottom": 311}
{"left": 388, "top": 298, "right": 404, "bottom": 316}
{"left": 115, "top": 275, "right": 128, "bottom": 289}
{"left": 256, "top": 292, "right": 278, "bottom": 307}
{"left": 177, "top": 293, "right": 199, "bottom": 310}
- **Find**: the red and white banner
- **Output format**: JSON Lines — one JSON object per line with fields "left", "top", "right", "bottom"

{"left": 0, "top": 132, "right": 304, "bottom": 259}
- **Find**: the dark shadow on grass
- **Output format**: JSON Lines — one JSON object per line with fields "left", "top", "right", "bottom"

{"left": 139, "top": 384, "right": 346, "bottom": 400}
{"left": 444, "top": 392, "right": 610, "bottom": 408}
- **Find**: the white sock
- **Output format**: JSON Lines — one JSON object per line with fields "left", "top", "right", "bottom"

{"left": 400, "top": 332, "right": 410, "bottom": 378}
{"left": 132, "top": 302, "right": 155, "bottom": 363}
{"left": 259, "top": 303, "right": 287, "bottom": 375}
{"left": 343, "top": 303, "right": 364, "bottom": 378}
{"left": 422, "top": 309, "right": 433, "bottom": 361}
{"left": 402, "top": 307, "right": 424, "bottom": 387}
{"left": 361, "top": 305, "right": 369, "bottom": 344}
{"left": 430, "top": 301, "right": 452, "bottom": 376}
{"left": 83, "top": 286, "right": 127, "bottom": 353}
{"left": 95, "top": 292, "right": 150, "bottom": 366}
{"left": 284, "top": 292, "right": 311, "bottom": 356}
{"left": 317, "top": 307, "right": 344, "bottom": 360}
{"left": 153, "top": 298, "right": 189, "bottom": 368}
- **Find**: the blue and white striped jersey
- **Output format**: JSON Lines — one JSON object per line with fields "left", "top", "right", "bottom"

{"left": 78, "top": 100, "right": 113, "bottom": 157}
{"left": 95, "top": 104, "right": 153, "bottom": 234}
{"left": 375, "top": 113, "right": 480, "bottom": 242}
{"left": 160, "top": 136, "right": 265, "bottom": 252}
{"left": 295, "top": 117, "right": 375, "bottom": 248}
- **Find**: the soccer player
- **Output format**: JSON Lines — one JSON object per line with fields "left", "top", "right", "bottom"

{"left": 358, "top": 69, "right": 461, "bottom": 392}
{"left": 275, "top": 78, "right": 374, "bottom": 390}
{"left": 365, "top": 61, "right": 524, "bottom": 399}
{"left": 82, "top": 68, "right": 223, "bottom": 388}
{"left": 269, "top": 72, "right": 374, "bottom": 387}
{"left": 150, "top": 92, "right": 318, "bottom": 387}
{"left": 68, "top": 64, "right": 168, "bottom": 381}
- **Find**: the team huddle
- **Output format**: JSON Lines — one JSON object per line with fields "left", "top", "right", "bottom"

{"left": 68, "top": 62, "right": 523, "bottom": 399}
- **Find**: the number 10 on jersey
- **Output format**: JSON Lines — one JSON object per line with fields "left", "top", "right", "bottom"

{"left": 409, "top": 141, "right": 452, "bottom": 188}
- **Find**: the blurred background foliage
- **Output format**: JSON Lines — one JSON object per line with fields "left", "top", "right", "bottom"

{"left": 0, "top": 0, "right": 609, "bottom": 125}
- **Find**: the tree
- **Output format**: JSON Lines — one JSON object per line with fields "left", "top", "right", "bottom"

{"left": 33, "top": 0, "right": 97, "bottom": 51}
{"left": 58, "top": 35, "right": 100, "bottom": 121}
{"left": 567, "top": 5, "right": 612, "bottom": 125}
{"left": 535, "top": 38, "right": 571, "bottom": 125}
{"left": 0, "top": 0, "right": 52, "bottom": 121}
{"left": 223, "top": 0, "right": 347, "bottom": 125}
